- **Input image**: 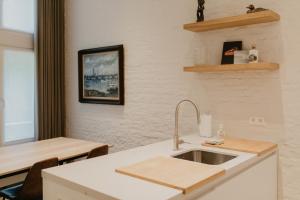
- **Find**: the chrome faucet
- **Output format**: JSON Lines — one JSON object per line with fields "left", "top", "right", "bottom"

{"left": 174, "top": 100, "right": 201, "bottom": 150}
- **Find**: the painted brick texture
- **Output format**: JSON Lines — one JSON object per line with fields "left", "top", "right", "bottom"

{"left": 65, "top": 0, "right": 300, "bottom": 199}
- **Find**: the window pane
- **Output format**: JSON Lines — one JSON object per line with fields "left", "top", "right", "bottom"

{"left": 1, "top": 0, "right": 35, "bottom": 33}
{"left": 3, "top": 50, "right": 35, "bottom": 142}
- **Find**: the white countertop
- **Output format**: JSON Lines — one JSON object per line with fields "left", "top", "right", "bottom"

{"left": 42, "top": 134, "right": 275, "bottom": 200}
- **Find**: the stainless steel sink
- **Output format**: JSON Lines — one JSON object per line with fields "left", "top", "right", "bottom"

{"left": 173, "top": 150, "right": 236, "bottom": 165}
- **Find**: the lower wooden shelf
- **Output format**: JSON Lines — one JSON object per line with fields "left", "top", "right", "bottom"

{"left": 184, "top": 63, "right": 279, "bottom": 73}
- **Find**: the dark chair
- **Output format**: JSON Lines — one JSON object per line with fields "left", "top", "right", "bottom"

{"left": 0, "top": 157, "right": 59, "bottom": 200}
{"left": 87, "top": 145, "right": 109, "bottom": 159}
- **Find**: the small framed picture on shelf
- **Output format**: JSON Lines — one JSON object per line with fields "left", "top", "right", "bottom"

{"left": 221, "top": 41, "right": 242, "bottom": 64}
{"left": 78, "top": 45, "right": 124, "bottom": 105}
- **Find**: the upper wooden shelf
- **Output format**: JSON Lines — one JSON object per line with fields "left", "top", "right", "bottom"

{"left": 184, "top": 63, "right": 279, "bottom": 73}
{"left": 184, "top": 10, "right": 280, "bottom": 32}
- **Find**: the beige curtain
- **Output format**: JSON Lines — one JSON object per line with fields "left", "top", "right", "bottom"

{"left": 37, "top": 0, "right": 65, "bottom": 140}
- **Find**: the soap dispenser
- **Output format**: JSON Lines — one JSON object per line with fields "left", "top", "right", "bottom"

{"left": 217, "top": 123, "right": 226, "bottom": 139}
{"left": 204, "top": 123, "right": 225, "bottom": 145}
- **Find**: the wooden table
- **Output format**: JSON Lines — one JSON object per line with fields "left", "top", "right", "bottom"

{"left": 0, "top": 137, "right": 106, "bottom": 179}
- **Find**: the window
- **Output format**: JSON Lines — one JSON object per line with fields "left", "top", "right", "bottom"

{"left": 1, "top": 0, "right": 35, "bottom": 33}
{"left": 3, "top": 50, "right": 35, "bottom": 142}
{"left": 0, "top": 0, "right": 35, "bottom": 145}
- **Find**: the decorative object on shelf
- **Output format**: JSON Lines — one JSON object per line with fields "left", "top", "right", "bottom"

{"left": 221, "top": 41, "right": 243, "bottom": 64}
{"left": 197, "top": 0, "right": 205, "bottom": 22}
{"left": 248, "top": 45, "right": 259, "bottom": 63}
{"left": 246, "top": 4, "right": 268, "bottom": 14}
{"left": 234, "top": 50, "right": 249, "bottom": 64}
{"left": 78, "top": 45, "right": 124, "bottom": 105}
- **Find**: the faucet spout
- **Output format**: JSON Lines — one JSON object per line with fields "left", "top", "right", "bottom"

{"left": 174, "top": 99, "right": 201, "bottom": 151}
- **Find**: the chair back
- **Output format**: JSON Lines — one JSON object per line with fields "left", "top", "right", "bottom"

{"left": 18, "top": 157, "right": 59, "bottom": 200}
{"left": 87, "top": 145, "right": 109, "bottom": 159}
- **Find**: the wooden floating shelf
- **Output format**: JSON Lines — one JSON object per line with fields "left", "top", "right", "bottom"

{"left": 184, "top": 10, "right": 280, "bottom": 32}
{"left": 184, "top": 63, "right": 279, "bottom": 73}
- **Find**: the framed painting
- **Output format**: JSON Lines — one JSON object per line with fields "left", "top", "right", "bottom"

{"left": 78, "top": 45, "right": 124, "bottom": 105}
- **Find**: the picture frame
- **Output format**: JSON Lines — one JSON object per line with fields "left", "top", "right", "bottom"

{"left": 78, "top": 45, "right": 124, "bottom": 105}
{"left": 221, "top": 41, "right": 243, "bottom": 64}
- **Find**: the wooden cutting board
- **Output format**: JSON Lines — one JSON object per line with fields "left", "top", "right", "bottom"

{"left": 116, "top": 156, "right": 225, "bottom": 194}
{"left": 203, "top": 137, "right": 277, "bottom": 156}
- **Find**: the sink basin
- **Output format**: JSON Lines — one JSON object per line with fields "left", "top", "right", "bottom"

{"left": 173, "top": 150, "right": 236, "bottom": 165}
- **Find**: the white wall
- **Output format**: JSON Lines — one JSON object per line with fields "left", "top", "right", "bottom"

{"left": 65, "top": 0, "right": 300, "bottom": 199}
{"left": 65, "top": 0, "right": 205, "bottom": 152}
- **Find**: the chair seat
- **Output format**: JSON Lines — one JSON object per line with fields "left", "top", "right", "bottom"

{"left": 0, "top": 183, "right": 23, "bottom": 200}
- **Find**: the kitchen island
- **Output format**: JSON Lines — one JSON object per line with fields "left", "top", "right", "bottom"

{"left": 42, "top": 134, "right": 277, "bottom": 200}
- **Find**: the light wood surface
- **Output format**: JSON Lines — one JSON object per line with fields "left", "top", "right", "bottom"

{"left": 116, "top": 156, "right": 225, "bottom": 194}
{"left": 203, "top": 137, "right": 277, "bottom": 156}
{"left": 0, "top": 137, "right": 105, "bottom": 178}
{"left": 184, "top": 10, "right": 280, "bottom": 32}
{"left": 184, "top": 63, "right": 279, "bottom": 73}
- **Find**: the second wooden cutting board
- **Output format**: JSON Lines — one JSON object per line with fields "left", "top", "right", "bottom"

{"left": 203, "top": 137, "right": 277, "bottom": 156}
{"left": 116, "top": 156, "right": 225, "bottom": 194}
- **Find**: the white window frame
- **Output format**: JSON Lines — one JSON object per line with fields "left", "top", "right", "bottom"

{"left": 0, "top": 28, "right": 33, "bottom": 49}
{"left": 0, "top": 26, "right": 36, "bottom": 146}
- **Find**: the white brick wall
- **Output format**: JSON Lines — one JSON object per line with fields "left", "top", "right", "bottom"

{"left": 65, "top": 0, "right": 201, "bottom": 152}
{"left": 65, "top": 0, "right": 300, "bottom": 199}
